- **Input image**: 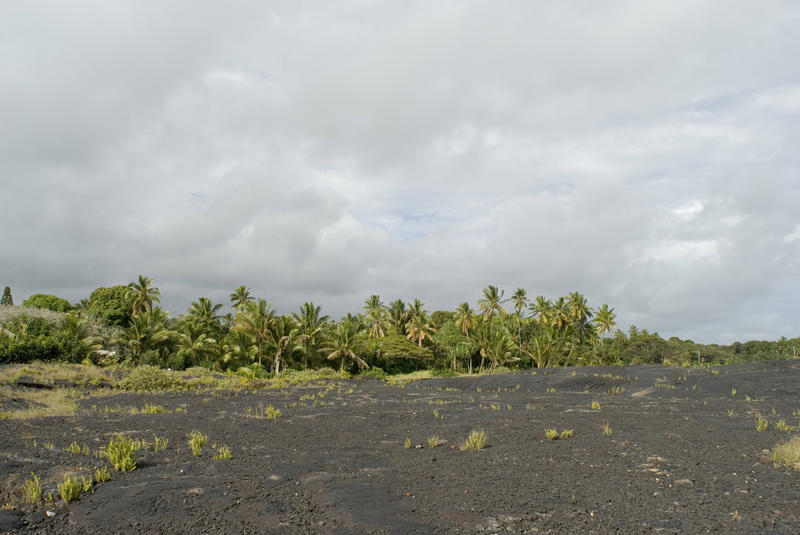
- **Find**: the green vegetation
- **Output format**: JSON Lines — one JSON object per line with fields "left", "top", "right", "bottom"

{"left": 601, "top": 422, "right": 612, "bottom": 435}
{"left": 94, "top": 467, "right": 110, "bottom": 483}
{"left": 560, "top": 429, "right": 574, "bottom": 439}
{"left": 427, "top": 435, "right": 441, "bottom": 448}
{"left": 104, "top": 435, "right": 137, "bottom": 472}
{"left": 188, "top": 431, "right": 208, "bottom": 456}
{"left": 23, "top": 473, "right": 42, "bottom": 504}
{"left": 2, "top": 278, "right": 798, "bottom": 376}
{"left": 460, "top": 430, "right": 486, "bottom": 451}
{"left": 1, "top": 287, "right": 12, "bottom": 307}
{"left": 591, "top": 401, "right": 601, "bottom": 410}
{"left": 153, "top": 435, "right": 169, "bottom": 451}
{"left": 544, "top": 428, "right": 559, "bottom": 440}
{"left": 771, "top": 436, "right": 800, "bottom": 469}
{"left": 57, "top": 475, "right": 82, "bottom": 504}
{"left": 755, "top": 414, "right": 768, "bottom": 432}
{"left": 403, "top": 437, "right": 411, "bottom": 449}
{"left": 213, "top": 446, "right": 232, "bottom": 460}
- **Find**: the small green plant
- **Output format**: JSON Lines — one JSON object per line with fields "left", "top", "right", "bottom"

{"left": 755, "top": 414, "right": 768, "bottom": 432}
{"left": 560, "top": 429, "right": 574, "bottom": 439}
{"left": 43, "top": 442, "right": 55, "bottom": 449}
{"left": 153, "top": 435, "right": 169, "bottom": 451}
{"left": 605, "top": 386, "right": 624, "bottom": 395}
{"left": 432, "top": 409, "right": 442, "bottom": 419}
{"left": 775, "top": 419, "right": 795, "bottom": 431}
{"left": 403, "top": 437, "right": 411, "bottom": 449}
{"left": 728, "top": 409, "right": 735, "bottom": 418}
{"left": 460, "top": 430, "right": 486, "bottom": 451}
{"left": 591, "top": 401, "right": 601, "bottom": 410}
{"left": 771, "top": 435, "right": 800, "bottom": 469}
{"left": 23, "top": 473, "right": 42, "bottom": 504}
{"left": 427, "top": 435, "right": 440, "bottom": 448}
{"left": 601, "top": 422, "right": 612, "bottom": 436}
{"left": 188, "top": 430, "right": 208, "bottom": 456}
{"left": 213, "top": 446, "right": 232, "bottom": 460}
{"left": 94, "top": 467, "right": 110, "bottom": 483}
{"left": 544, "top": 428, "right": 559, "bottom": 440}
{"left": 57, "top": 475, "right": 82, "bottom": 504}
{"left": 104, "top": 435, "right": 137, "bottom": 472}
{"left": 731, "top": 387, "right": 737, "bottom": 397}
{"left": 66, "top": 442, "right": 82, "bottom": 454}
{"left": 81, "top": 476, "right": 92, "bottom": 492}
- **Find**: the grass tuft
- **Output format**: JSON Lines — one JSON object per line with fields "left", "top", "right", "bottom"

{"left": 403, "top": 437, "right": 411, "bottom": 449}
{"left": 460, "top": 430, "right": 486, "bottom": 451}
{"left": 57, "top": 475, "right": 82, "bottom": 504}
{"left": 213, "top": 446, "right": 232, "bottom": 460}
{"left": 544, "top": 428, "right": 559, "bottom": 440}
{"left": 427, "top": 435, "right": 440, "bottom": 448}
{"left": 103, "top": 435, "right": 137, "bottom": 472}
{"left": 94, "top": 467, "right": 110, "bottom": 483}
{"left": 601, "top": 422, "right": 612, "bottom": 435}
{"left": 591, "top": 401, "right": 601, "bottom": 410}
{"left": 771, "top": 436, "right": 800, "bottom": 469}
{"left": 188, "top": 430, "right": 208, "bottom": 456}
{"left": 755, "top": 414, "right": 768, "bottom": 432}
{"left": 23, "top": 473, "right": 42, "bottom": 504}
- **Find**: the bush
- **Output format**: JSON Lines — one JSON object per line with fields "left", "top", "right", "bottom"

{"left": 358, "top": 366, "right": 388, "bottom": 379}
{"left": 117, "top": 365, "right": 183, "bottom": 392}
{"left": 0, "top": 336, "right": 61, "bottom": 364}
{"left": 86, "top": 286, "right": 131, "bottom": 327}
{"left": 22, "top": 294, "right": 73, "bottom": 313}
{"left": 57, "top": 474, "right": 82, "bottom": 504}
{"left": 460, "top": 430, "right": 487, "bottom": 451}
{"left": 103, "top": 435, "right": 137, "bottom": 472}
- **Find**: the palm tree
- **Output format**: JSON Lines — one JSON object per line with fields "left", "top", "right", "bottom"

{"left": 510, "top": 288, "right": 528, "bottom": 359}
{"left": 453, "top": 302, "right": 477, "bottom": 336}
{"left": 363, "top": 295, "right": 386, "bottom": 339}
{"left": 386, "top": 299, "right": 409, "bottom": 334}
{"left": 550, "top": 297, "right": 570, "bottom": 331}
{"left": 270, "top": 315, "right": 296, "bottom": 375}
{"left": 119, "top": 309, "right": 172, "bottom": 364}
{"left": 221, "top": 330, "right": 256, "bottom": 370}
{"left": 292, "top": 302, "right": 329, "bottom": 369}
{"left": 235, "top": 299, "right": 276, "bottom": 366}
{"left": 127, "top": 275, "right": 161, "bottom": 316}
{"left": 187, "top": 297, "right": 223, "bottom": 335}
{"left": 406, "top": 299, "right": 435, "bottom": 346}
{"left": 176, "top": 324, "right": 219, "bottom": 368}
{"left": 530, "top": 296, "right": 551, "bottom": 325}
{"left": 477, "top": 285, "right": 507, "bottom": 323}
{"left": 321, "top": 319, "right": 368, "bottom": 371}
{"left": 593, "top": 304, "right": 617, "bottom": 337}
{"left": 59, "top": 313, "right": 103, "bottom": 363}
{"left": 230, "top": 285, "right": 254, "bottom": 311}
{"left": 567, "top": 291, "right": 592, "bottom": 323}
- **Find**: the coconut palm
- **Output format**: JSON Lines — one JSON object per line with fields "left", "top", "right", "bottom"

{"left": 453, "top": 302, "right": 477, "bottom": 336}
{"left": 270, "top": 315, "right": 296, "bottom": 375}
{"left": 230, "top": 285, "right": 254, "bottom": 311}
{"left": 550, "top": 297, "right": 570, "bottom": 331}
{"left": 127, "top": 275, "right": 161, "bottom": 316}
{"left": 477, "top": 285, "right": 507, "bottom": 324}
{"left": 593, "top": 304, "right": 617, "bottom": 337}
{"left": 292, "top": 302, "right": 329, "bottom": 369}
{"left": 321, "top": 319, "right": 368, "bottom": 371}
{"left": 235, "top": 299, "right": 276, "bottom": 366}
{"left": 386, "top": 299, "right": 409, "bottom": 334}
{"left": 221, "top": 330, "right": 256, "bottom": 370}
{"left": 406, "top": 299, "right": 435, "bottom": 346}
{"left": 363, "top": 295, "right": 386, "bottom": 339}
{"left": 186, "top": 297, "right": 224, "bottom": 335}
{"left": 176, "top": 325, "right": 219, "bottom": 368}
{"left": 119, "top": 308, "right": 172, "bottom": 364}
{"left": 530, "top": 296, "right": 551, "bottom": 325}
{"left": 567, "top": 291, "right": 592, "bottom": 323}
{"left": 510, "top": 288, "right": 528, "bottom": 358}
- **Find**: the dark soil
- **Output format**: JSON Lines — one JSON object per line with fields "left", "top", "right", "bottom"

{"left": 2, "top": 360, "right": 800, "bottom": 534}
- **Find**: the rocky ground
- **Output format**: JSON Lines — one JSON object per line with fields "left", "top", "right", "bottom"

{"left": 2, "top": 360, "right": 800, "bottom": 534}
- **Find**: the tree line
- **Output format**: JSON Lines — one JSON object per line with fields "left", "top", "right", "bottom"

{"left": 0, "top": 280, "right": 797, "bottom": 373}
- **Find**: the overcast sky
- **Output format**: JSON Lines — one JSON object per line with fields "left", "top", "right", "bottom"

{"left": 2, "top": 1, "right": 799, "bottom": 343}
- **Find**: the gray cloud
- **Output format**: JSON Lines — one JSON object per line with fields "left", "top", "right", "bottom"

{"left": 2, "top": 1, "right": 799, "bottom": 343}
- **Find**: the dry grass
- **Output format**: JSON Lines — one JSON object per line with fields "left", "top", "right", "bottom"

{"left": 0, "top": 385, "right": 80, "bottom": 418}
{"left": 771, "top": 436, "right": 800, "bottom": 469}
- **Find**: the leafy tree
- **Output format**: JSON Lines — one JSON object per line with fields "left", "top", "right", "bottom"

{"left": 234, "top": 299, "right": 276, "bottom": 367}
{"left": 370, "top": 333, "right": 435, "bottom": 372}
{"left": 1, "top": 286, "right": 12, "bottom": 306}
{"left": 87, "top": 285, "right": 132, "bottom": 327}
{"left": 22, "top": 294, "right": 72, "bottom": 313}
{"left": 220, "top": 330, "right": 256, "bottom": 370}
{"left": 230, "top": 285, "right": 254, "bottom": 311}
{"left": 322, "top": 319, "right": 368, "bottom": 371}
{"left": 127, "top": 275, "right": 161, "bottom": 315}
{"left": 434, "top": 320, "right": 477, "bottom": 371}
{"left": 405, "top": 300, "right": 435, "bottom": 346}
{"left": 292, "top": 302, "right": 329, "bottom": 369}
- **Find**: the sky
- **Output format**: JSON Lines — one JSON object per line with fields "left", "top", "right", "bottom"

{"left": 2, "top": 1, "right": 799, "bottom": 344}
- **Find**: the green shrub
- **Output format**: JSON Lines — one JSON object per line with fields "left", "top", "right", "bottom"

{"left": 755, "top": 414, "right": 768, "bottom": 432}
{"left": 23, "top": 473, "right": 42, "bottom": 504}
{"left": 22, "top": 294, "right": 72, "bottom": 313}
{"left": 0, "top": 336, "right": 61, "bottom": 364}
{"left": 358, "top": 366, "right": 388, "bottom": 379}
{"left": 57, "top": 475, "right": 82, "bottom": 504}
{"left": 103, "top": 435, "right": 136, "bottom": 471}
{"left": 94, "top": 467, "right": 110, "bottom": 483}
{"left": 117, "top": 366, "right": 182, "bottom": 392}
{"left": 213, "top": 446, "right": 232, "bottom": 460}
{"left": 544, "top": 428, "right": 559, "bottom": 440}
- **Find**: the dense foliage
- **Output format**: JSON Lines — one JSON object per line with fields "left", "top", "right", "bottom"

{"left": 0, "top": 279, "right": 797, "bottom": 374}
